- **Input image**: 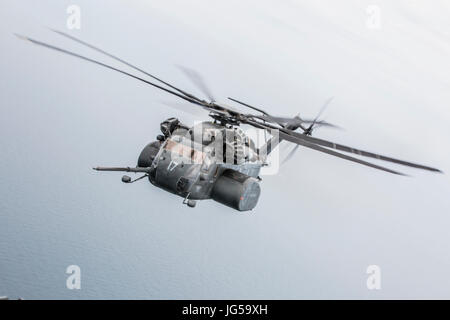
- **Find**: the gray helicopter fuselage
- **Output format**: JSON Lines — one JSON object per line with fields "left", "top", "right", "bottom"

{"left": 141, "top": 119, "right": 263, "bottom": 211}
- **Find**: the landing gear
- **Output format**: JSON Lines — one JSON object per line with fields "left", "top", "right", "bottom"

{"left": 187, "top": 200, "right": 197, "bottom": 208}
{"left": 183, "top": 193, "right": 197, "bottom": 208}
{"left": 121, "top": 174, "right": 149, "bottom": 184}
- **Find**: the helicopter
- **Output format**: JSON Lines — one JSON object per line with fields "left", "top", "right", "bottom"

{"left": 16, "top": 30, "right": 442, "bottom": 211}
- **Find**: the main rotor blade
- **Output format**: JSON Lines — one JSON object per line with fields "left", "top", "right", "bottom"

{"left": 248, "top": 115, "right": 440, "bottom": 173}
{"left": 228, "top": 97, "right": 269, "bottom": 115}
{"left": 15, "top": 34, "right": 204, "bottom": 107}
{"left": 228, "top": 97, "right": 339, "bottom": 130}
{"left": 258, "top": 114, "right": 339, "bottom": 128}
{"left": 49, "top": 29, "right": 205, "bottom": 103}
{"left": 177, "top": 65, "right": 215, "bottom": 102}
{"left": 244, "top": 119, "right": 407, "bottom": 175}
{"left": 290, "top": 136, "right": 407, "bottom": 175}
{"left": 262, "top": 99, "right": 441, "bottom": 172}
{"left": 284, "top": 128, "right": 442, "bottom": 173}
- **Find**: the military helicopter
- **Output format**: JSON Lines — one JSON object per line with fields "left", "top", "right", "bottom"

{"left": 16, "top": 30, "right": 442, "bottom": 211}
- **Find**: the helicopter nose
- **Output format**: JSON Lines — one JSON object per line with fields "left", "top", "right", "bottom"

{"left": 137, "top": 141, "right": 161, "bottom": 167}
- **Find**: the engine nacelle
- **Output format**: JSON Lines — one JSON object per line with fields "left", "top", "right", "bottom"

{"left": 211, "top": 169, "right": 261, "bottom": 211}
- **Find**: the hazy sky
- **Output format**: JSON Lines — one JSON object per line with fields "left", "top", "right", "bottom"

{"left": 1, "top": 0, "right": 450, "bottom": 299}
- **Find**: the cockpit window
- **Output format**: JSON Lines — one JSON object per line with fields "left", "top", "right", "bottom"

{"left": 164, "top": 139, "right": 205, "bottom": 163}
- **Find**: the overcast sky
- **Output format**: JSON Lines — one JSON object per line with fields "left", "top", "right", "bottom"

{"left": 1, "top": 0, "right": 450, "bottom": 299}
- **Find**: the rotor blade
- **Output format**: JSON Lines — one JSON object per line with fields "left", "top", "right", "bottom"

{"left": 159, "top": 100, "right": 206, "bottom": 117}
{"left": 311, "top": 96, "right": 334, "bottom": 127}
{"left": 50, "top": 30, "right": 246, "bottom": 119}
{"left": 49, "top": 28, "right": 204, "bottom": 103}
{"left": 284, "top": 128, "right": 442, "bottom": 173}
{"left": 286, "top": 100, "right": 440, "bottom": 172}
{"left": 45, "top": 31, "right": 248, "bottom": 119}
{"left": 293, "top": 137, "right": 407, "bottom": 176}
{"left": 15, "top": 34, "right": 205, "bottom": 107}
{"left": 228, "top": 97, "right": 269, "bottom": 115}
{"left": 177, "top": 65, "right": 215, "bottom": 102}
{"left": 257, "top": 114, "right": 339, "bottom": 129}
{"left": 229, "top": 97, "right": 339, "bottom": 130}
{"left": 244, "top": 119, "right": 407, "bottom": 175}
{"left": 248, "top": 116, "right": 441, "bottom": 173}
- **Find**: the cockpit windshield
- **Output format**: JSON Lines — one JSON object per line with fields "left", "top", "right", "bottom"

{"left": 164, "top": 138, "right": 205, "bottom": 164}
